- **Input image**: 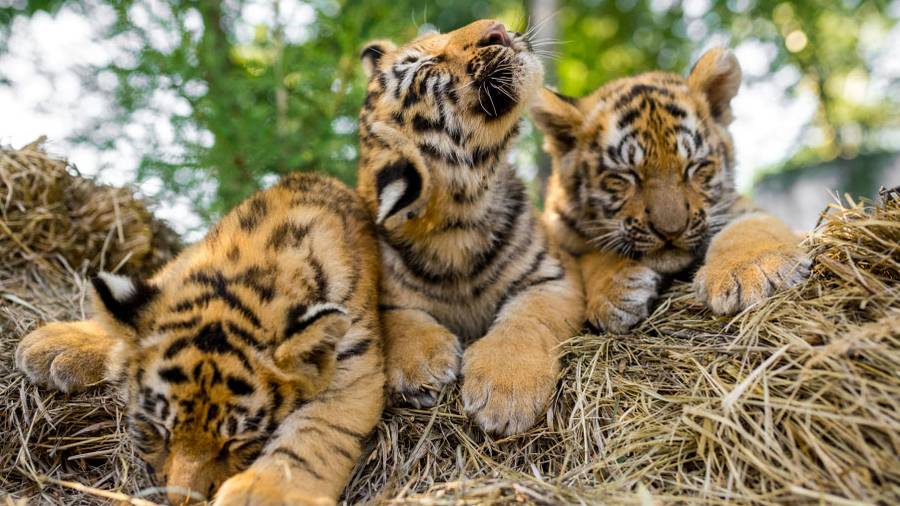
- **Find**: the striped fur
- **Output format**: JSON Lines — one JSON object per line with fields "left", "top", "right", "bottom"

{"left": 533, "top": 48, "right": 808, "bottom": 332}
{"left": 356, "top": 20, "right": 583, "bottom": 436}
{"left": 15, "top": 174, "right": 383, "bottom": 505}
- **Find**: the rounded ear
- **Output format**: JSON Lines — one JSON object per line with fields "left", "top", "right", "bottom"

{"left": 530, "top": 87, "right": 584, "bottom": 155}
{"left": 91, "top": 272, "right": 159, "bottom": 331}
{"left": 367, "top": 121, "right": 432, "bottom": 228}
{"left": 274, "top": 304, "right": 351, "bottom": 397}
{"left": 361, "top": 39, "right": 397, "bottom": 78}
{"left": 688, "top": 48, "right": 742, "bottom": 125}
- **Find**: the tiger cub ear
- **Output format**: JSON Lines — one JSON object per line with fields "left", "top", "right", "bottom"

{"left": 688, "top": 48, "right": 742, "bottom": 125}
{"left": 361, "top": 39, "right": 397, "bottom": 78}
{"left": 366, "top": 121, "right": 432, "bottom": 228}
{"left": 374, "top": 157, "right": 424, "bottom": 225}
{"left": 91, "top": 272, "right": 159, "bottom": 333}
{"left": 274, "top": 304, "right": 351, "bottom": 397}
{"left": 531, "top": 87, "right": 584, "bottom": 155}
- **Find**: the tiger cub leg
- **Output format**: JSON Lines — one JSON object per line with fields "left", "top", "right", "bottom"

{"left": 461, "top": 265, "right": 583, "bottom": 435}
{"left": 694, "top": 212, "right": 809, "bottom": 315}
{"left": 580, "top": 250, "right": 662, "bottom": 334}
{"left": 215, "top": 322, "right": 384, "bottom": 506}
{"left": 382, "top": 308, "right": 461, "bottom": 407}
{"left": 15, "top": 319, "right": 124, "bottom": 392}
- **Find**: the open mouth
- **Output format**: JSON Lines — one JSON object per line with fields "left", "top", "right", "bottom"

{"left": 471, "top": 24, "right": 529, "bottom": 119}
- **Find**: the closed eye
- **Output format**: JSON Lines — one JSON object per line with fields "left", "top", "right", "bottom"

{"left": 686, "top": 159, "right": 713, "bottom": 178}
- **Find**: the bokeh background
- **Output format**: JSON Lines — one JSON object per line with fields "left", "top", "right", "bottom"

{"left": 2, "top": 0, "right": 898, "bottom": 239}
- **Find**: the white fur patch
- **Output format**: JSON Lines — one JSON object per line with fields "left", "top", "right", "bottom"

{"left": 97, "top": 272, "right": 136, "bottom": 301}
{"left": 377, "top": 179, "right": 407, "bottom": 223}
{"left": 301, "top": 302, "right": 347, "bottom": 323}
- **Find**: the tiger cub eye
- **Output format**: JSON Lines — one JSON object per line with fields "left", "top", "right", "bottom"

{"left": 689, "top": 160, "right": 716, "bottom": 187}
{"left": 600, "top": 172, "right": 633, "bottom": 194}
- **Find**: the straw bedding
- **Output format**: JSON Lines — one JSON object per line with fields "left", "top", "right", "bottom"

{"left": 1, "top": 141, "right": 898, "bottom": 505}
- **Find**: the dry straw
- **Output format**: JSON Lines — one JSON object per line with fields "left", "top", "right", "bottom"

{"left": 1, "top": 141, "right": 897, "bottom": 505}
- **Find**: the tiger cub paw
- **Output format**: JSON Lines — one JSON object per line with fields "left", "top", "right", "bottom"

{"left": 460, "top": 338, "right": 557, "bottom": 436}
{"left": 214, "top": 464, "right": 334, "bottom": 506}
{"left": 387, "top": 327, "right": 461, "bottom": 408}
{"left": 15, "top": 321, "right": 115, "bottom": 393}
{"left": 586, "top": 265, "right": 661, "bottom": 334}
{"left": 694, "top": 245, "right": 810, "bottom": 315}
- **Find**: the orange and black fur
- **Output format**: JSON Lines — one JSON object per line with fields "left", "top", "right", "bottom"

{"left": 16, "top": 174, "right": 383, "bottom": 505}
{"left": 356, "top": 20, "right": 583, "bottom": 435}
{"left": 532, "top": 48, "right": 809, "bottom": 333}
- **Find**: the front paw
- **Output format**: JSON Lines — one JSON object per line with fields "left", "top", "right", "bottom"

{"left": 15, "top": 321, "right": 113, "bottom": 393}
{"left": 214, "top": 465, "right": 334, "bottom": 506}
{"left": 460, "top": 339, "right": 557, "bottom": 436}
{"left": 586, "top": 265, "right": 661, "bottom": 334}
{"left": 694, "top": 246, "right": 810, "bottom": 315}
{"left": 387, "top": 327, "right": 461, "bottom": 408}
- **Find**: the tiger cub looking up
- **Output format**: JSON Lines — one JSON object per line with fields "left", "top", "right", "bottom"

{"left": 356, "top": 20, "right": 584, "bottom": 436}
{"left": 532, "top": 48, "right": 809, "bottom": 333}
{"left": 15, "top": 174, "right": 383, "bottom": 505}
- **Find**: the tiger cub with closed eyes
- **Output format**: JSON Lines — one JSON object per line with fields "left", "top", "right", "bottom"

{"left": 15, "top": 173, "right": 383, "bottom": 505}
{"left": 532, "top": 48, "right": 809, "bottom": 333}
{"left": 356, "top": 20, "right": 584, "bottom": 436}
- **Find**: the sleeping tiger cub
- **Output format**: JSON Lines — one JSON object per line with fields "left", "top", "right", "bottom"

{"left": 355, "top": 20, "right": 584, "bottom": 435}
{"left": 532, "top": 48, "right": 809, "bottom": 333}
{"left": 15, "top": 173, "right": 383, "bottom": 505}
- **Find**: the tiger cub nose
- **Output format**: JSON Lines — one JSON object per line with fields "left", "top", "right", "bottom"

{"left": 646, "top": 202, "right": 689, "bottom": 240}
{"left": 479, "top": 23, "right": 512, "bottom": 48}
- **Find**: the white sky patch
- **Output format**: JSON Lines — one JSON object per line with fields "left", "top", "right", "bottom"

{"left": 729, "top": 41, "right": 818, "bottom": 191}
{"left": 236, "top": 0, "right": 317, "bottom": 44}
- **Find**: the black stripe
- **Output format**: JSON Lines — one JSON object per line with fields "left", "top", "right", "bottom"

{"left": 284, "top": 307, "right": 344, "bottom": 339}
{"left": 412, "top": 113, "right": 444, "bottom": 132}
{"left": 336, "top": 339, "right": 371, "bottom": 361}
{"left": 179, "top": 272, "right": 263, "bottom": 328}
{"left": 296, "top": 415, "right": 365, "bottom": 439}
{"left": 192, "top": 322, "right": 253, "bottom": 371}
{"left": 238, "top": 195, "right": 268, "bottom": 231}
{"left": 617, "top": 108, "right": 641, "bottom": 129}
{"left": 155, "top": 316, "right": 201, "bottom": 334}
{"left": 226, "top": 376, "right": 254, "bottom": 396}
{"left": 613, "top": 84, "right": 673, "bottom": 109}
{"left": 663, "top": 102, "right": 687, "bottom": 118}
{"left": 226, "top": 321, "right": 264, "bottom": 350}
{"left": 271, "top": 448, "right": 323, "bottom": 480}
{"left": 163, "top": 337, "right": 190, "bottom": 359}
{"left": 494, "top": 270, "right": 565, "bottom": 319}
{"left": 158, "top": 366, "right": 188, "bottom": 384}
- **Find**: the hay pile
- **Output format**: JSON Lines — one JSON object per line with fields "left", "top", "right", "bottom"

{"left": 1, "top": 140, "right": 897, "bottom": 505}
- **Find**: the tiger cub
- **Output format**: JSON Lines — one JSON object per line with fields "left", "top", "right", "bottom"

{"left": 15, "top": 173, "right": 383, "bottom": 505}
{"left": 531, "top": 48, "right": 809, "bottom": 333}
{"left": 355, "top": 20, "right": 584, "bottom": 436}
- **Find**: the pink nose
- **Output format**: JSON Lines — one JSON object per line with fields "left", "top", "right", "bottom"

{"left": 480, "top": 23, "right": 512, "bottom": 48}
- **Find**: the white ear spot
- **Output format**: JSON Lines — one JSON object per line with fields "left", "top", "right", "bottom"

{"left": 377, "top": 179, "right": 408, "bottom": 224}
{"left": 97, "top": 272, "right": 137, "bottom": 302}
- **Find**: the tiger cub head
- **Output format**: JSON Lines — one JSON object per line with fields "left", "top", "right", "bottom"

{"left": 357, "top": 19, "right": 542, "bottom": 229}
{"left": 533, "top": 48, "right": 742, "bottom": 274}
{"left": 89, "top": 264, "right": 350, "bottom": 502}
